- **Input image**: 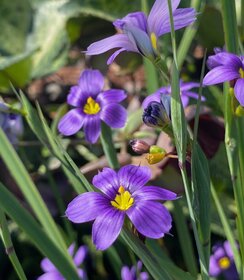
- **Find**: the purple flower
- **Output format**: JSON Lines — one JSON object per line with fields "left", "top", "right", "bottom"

{"left": 0, "top": 102, "right": 23, "bottom": 145}
{"left": 58, "top": 69, "right": 127, "bottom": 143}
{"left": 37, "top": 244, "right": 87, "bottom": 280}
{"left": 142, "top": 81, "right": 201, "bottom": 109}
{"left": 86, "top": 0, "right": 196, "bottom": 64}
{"left": 203, "top": 51, "right": 244, "bottom": 106}
{"left": 121, "top": 261, "right": 149, "bottom": 280}
{"left": 66, "top": 165, "right": 177, "bottom": 250}
{"left": 209, "top": 241, "right": 239, "bottom": 280}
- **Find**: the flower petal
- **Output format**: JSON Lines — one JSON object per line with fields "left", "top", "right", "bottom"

{"left": 159, "top": 8, "right": 196, "bottom": 35}
{"left": 65, "top": 192, "right": 110, "bottom": 223}
{"left": 92, "top": 167, "right": 119, "bottom": 198}
{"left": 207, "top": 52, "right": 242, "bottom": 69}
{"left": 92, "top": 208, "right": 125, "bottom": 250}
{"left": 113, "top": 12, "right": 147, "bottom": 32}
{"left": 83, "top": 116, "right": 101, "bottom": 143}
{"left": 107, "top": 48, "right": 126, "bottom": 64}
{"left": 118, "top": 165, "right": 151, "bottom": 193}
{"left": 67, "top": 86, "right": 83, "bottom": 107}
{"left": 74, "top": 246, "right": 87, "bottom": 266}
{"left": 234, "top": 78, "right": 244, "bottom": 106}
{"left": 127, "top": 201, "right": 172, "bottom": 238}
{"left": 180, "top": 81, "right": 199, "bottom": 91}
{"left": 58, "top": 109, "right": 84, "bottom": 136}
{"left": 209, "top": 256, "right": 221, "bottom": 277}
{"left": 181, "top": 95, "right": 189, "bottom": 107}
{"left": 86, "top": 34, "right": 137, "bottom": 55}
{"left": 37, "top": 271, "right": 61, "bottom": 280}
{"left": 101, "top": 104, "right": 127, "bottom": 128}
{"left": 78, "top": 69, "right": 104, "bottom": 95}
{"left": 97, "top": 89, "right": 126, "bottom": 106}
{"left": 223, "top": 240, "right": 234, "bottom": 259}
{"left": 142, "top": 91, "right": 162, "bottom": 108}
{"left": 133, "top": 186, "right": 177, "bottom": 201}
{"left": 68, "top": 243, "right": 75, "bottom": 256}
{"left": 121, "top": 266, "right": 133, "bottom": 280}
{"left": 147, "top": 0, "right": 180, "bottom": 36}
{"left": 203, "top": 66, "right": 240, "bottom": 85}
{"left": 40, "top": 258, "right": 56, "bottom": 272}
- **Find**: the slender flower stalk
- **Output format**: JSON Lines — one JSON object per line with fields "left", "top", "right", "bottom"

{"left": 66, "top": 165, "right": 177, "bottom": 250}
{"left": 58, "top": 69, "right": 127, "bottom": 143}
{"left": 85, "top": 0, "right": 196, "bottom": 64}
{"left": 37, "top": 244, "right": 87, "bottom": 280}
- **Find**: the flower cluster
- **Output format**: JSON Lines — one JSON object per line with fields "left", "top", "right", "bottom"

{"left": 58, "top": 69, "right": 127, "bottom": 143}
{"left": 66, "top": 165, "right": 177, "bottom": 250}
{"left": 38, "top": 244, "right": 87, "bottom": 280}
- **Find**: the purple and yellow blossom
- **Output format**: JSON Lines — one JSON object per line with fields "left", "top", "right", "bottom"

{"left": 86, "top": 0, "right": 196, "bottom": 64}
{"left": 121, "top": 261, "right": 149, "bottom": 280}
{"left": 66, "top": 165, "right": 177, "bottom": 250}
{"left": 209, "top": 240, "right": 238, "bottom": 280}
{"left": 37, "top": 244, "right": 87, "bottom": 280}
{"left": 0, "top": 102, "right": 23, "bottom": 145}
{"left": 58, "top": 69, "right": 127, "bottom": 143}
{"left": 142, "top": 81, "right": 201, "bottom": 109}
{"left": 203, "top": 51, "right": 244, "bottom": 106}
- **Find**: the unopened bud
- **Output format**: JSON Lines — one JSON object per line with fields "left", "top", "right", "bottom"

{"left": 130, "top": 139, "right": 150, "bottom": 154}
{"left": 146, "top": 146, "right": 166, "bottom": 164}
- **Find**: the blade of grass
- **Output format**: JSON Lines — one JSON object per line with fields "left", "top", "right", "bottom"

{"left": 0, "top": 210, "right": 27, "bottom": 280}
{"left": 0, "top": 183, "right": 80, "bottom": 280}
{"left": 100, "top": 122, "right": 120, "bottom": 169}
{"left": 0, "top": 127, "right": 66, "bottom": 251}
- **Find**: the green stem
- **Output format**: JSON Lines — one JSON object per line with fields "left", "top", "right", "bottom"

{"left": 172, "top": 200, "right": 198, "bottom": 276}
{"left": 0, "top": 210, "right": 27, "bottom": 280}
{"left": 100, "top": 122, "right": 119, "bottom": 169}
{"left": 180, "top": 167, "right": 208, "bottom": 279}
{"left": 211, "top": 184, "right": 241, "bottom": 274}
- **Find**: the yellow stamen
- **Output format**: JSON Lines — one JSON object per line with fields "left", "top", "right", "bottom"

{"left": 239, "top": 68, "right": 244, "bottom": 78}
{"left": 83, "top": 97, "right": 100, "bottom": 115}
{"left": 111, "top": 186, "right": 134, "bottom": 211}
{"left": 218, "top": 257, "right": 231, "bottom": 270}
{"left": 150, "top": 32, "right": 157, "bottom": 50}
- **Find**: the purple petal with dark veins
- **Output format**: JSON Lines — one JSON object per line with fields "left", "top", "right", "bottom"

{"left": 86, "top": 34, "right": 138, "bottom": 56}
{"left": 92, "top": 167, "right": 119, "bottom": 199}
{"left": 65, "top": 192, "right": 110, "bottom": 223}
{"left": 92, "top": 208, "right": 125, "bottom": 250}
{"left": 159, "top": 8, "right": 196, "bottom": 36}
{"left": 118, "top": 165, "right": 151, "bottom": 193}
{"left": 101, "top": 104, "right": 127, "bottom": 128}
{"left": 58, "top": 109, "right": 84, "bottom": 136}
{"left": 78, "top": 69, "right": 104, "bottom": 95}
{"left": 203, "top": 66, "right": 240, "bottom": 85}
{"left": 147, "top": 0, "right": 180, "bottom": 36}
{"left": 113, "top": 12, "right": 147, "bottom": 32}
{"left": 97, "top": 89, "right": 126, "bottom": 106}
{"left": 207, "top": 52, "right": 242, "bottom": 69}
{"left": 234, "top": 78, "right": 244, "bottom": 106}
{"left": 67, "top": 86, "right": 83, "bottom": 107}
{"left": 83, "top": 116, "right": 101, "bottom": 143}
{"left": 127, "top": 201, "right": 172, "bottom": 238}
{"left": 133, "top": 186, "right": 177, "bottom": 201}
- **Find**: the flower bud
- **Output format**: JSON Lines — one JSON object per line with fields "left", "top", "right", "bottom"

{"left": 146, "top": 145, "right": 166, "bottom": 165}
{"left": 130, "top": 139, "right": 150, "bottom": 154}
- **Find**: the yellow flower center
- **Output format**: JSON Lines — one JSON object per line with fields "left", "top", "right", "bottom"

{"left": 150, "top": 32, "right": 157, "bottom": 50}
{"left": 239, "top": 68, "right": 244, "bottom": 78}
{"left": 218, "top": 257, "right": 231, "bottom": 270}
{"left": 111, "top": 186, "right": 134, "bottom": 211}
{"left": 83, "top": 97, "right": 100, "bottom": 115}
